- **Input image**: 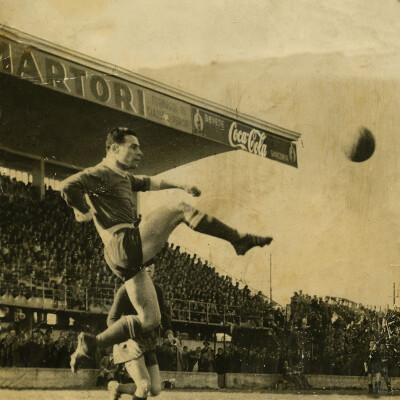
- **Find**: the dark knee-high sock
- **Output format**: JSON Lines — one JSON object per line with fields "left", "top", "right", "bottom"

{"left": 183, "top": 210, "right": 241, "bottom": 244}
{"left": 96, "top": 316, "right": 140, "bottom": 348}
{"left": 133, "top": 396, "right": 147, "bottom": 400}
{"left": 184, "top": 209, "right": 273, "bottom": 255}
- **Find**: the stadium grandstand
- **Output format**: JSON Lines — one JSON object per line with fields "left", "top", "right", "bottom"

{"left": 1, "top": 173, "right": 399, "bottom": 378}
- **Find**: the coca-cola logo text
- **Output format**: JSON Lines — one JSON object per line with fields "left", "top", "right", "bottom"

{"left": 228, "top": 122, "right": 267, "bottom": 157}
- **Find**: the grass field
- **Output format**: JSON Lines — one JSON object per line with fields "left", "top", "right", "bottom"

{"left": 0, "top": 389, "right": 395, "bottom": 399}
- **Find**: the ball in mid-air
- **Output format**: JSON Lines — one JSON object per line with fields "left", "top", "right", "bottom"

{"left": 344, "top": 127, "right": 375, "bottom": 162}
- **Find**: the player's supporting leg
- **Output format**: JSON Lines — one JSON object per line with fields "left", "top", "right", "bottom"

{"left": 125, "top": 357, "right": 153, "bottom": 400}
{"left": 94, "top": 270, "right": 160, "bottom": 348}
{"left": 71, "top": 273, "right": 160, "bottom": 372}
{"left": 139, "top": 201, "right": 273, "bottom": 263}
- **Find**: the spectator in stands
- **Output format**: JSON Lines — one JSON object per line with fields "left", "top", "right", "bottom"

{"left": 215, "top": 348, "right": 227, "bottom": 388}
{"left": 0, "top": 337, "right": 7, "bottom": 367}
{"left": 181, "top": 346, "right": 189, "bottom": 372}
{"left": 199, "top": 341, "right": 211, "bottom": 372}
{"left": 53, "top": 334, "right": 72, "bottom": 368}
{"left": 97, "top": 351, "right": 119, "bottom": 386}
{"left": 226, "top": 344, "right": 241, "bottom": 373}
{"left": 282, "top": 360, "right": 312, "bottom": 390}
{"left": 188, "top": 347, "right": 201, "bottom": 372}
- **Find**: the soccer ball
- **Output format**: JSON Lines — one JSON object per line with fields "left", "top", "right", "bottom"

{"left": 344, "top": 127, "right": 375, "bottom": 162}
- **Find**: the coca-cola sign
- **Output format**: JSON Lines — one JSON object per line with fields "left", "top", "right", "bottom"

{"left": 190, "top": 107, "right": 298, "bottom": 167}
{"left": 228, "top": 122, "right": 268, "bottom": 158}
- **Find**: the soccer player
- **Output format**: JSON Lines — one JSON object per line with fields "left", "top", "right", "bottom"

{"left": 61, "top": 127, "right": 273, "bottom": 371}
{"left": 107, "top": 263, "right": 174, "bottom": 400}
{"left": 379, "top": 342, "right": 393, "bottom": 395}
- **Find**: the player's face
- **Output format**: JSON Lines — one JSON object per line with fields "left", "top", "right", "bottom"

{"left": 116, "top": 135, "right": 142, "bottom": 169}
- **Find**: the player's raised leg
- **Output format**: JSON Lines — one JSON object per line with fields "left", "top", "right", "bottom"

{"left": 139, "top": 200, "right": 273, "bottom": 263}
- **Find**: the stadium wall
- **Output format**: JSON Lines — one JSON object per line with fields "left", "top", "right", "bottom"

{"left": 2, "top": 368, "right": 399, "bottom": 390}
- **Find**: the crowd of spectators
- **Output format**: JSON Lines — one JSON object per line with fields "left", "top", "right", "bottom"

{"left": 0, "top": 328, "right": 280, "bottom": 374}
{"left": 153, "top": 244, "right": 280, "bottom": 327}
{"left": 152, "top": 293, "right": 400, "bottom": 377}
{"left": 1, "top": 176, "right": 129, "bottom": 314}
{"left": 285, "top": 291, "right": 400, "bottom": 376}
{"left": 177, "top": 342, "right": 280, "bottom": 374}
{"left": 0, "top": 175, "right": 275, "bottom": 322}
{"left": 0, "top": 326, "right": 77, "bottom": 368}
{"left": 1, "top": 176, "right": 119, "bottom": 289}
{"left": 1, "top": 175, "right": 400, "bottom": 377}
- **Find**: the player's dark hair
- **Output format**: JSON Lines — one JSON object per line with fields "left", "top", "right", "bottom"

{"left": 106, "top": 127, "right": 137, "bottom": 152}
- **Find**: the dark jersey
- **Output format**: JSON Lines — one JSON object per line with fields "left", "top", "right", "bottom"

{"left": 61, "top": 160, "right": 150, "bottom": 242}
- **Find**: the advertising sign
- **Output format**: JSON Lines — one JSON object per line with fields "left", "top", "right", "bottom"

{"left": 191, "top": 108, "right": 297, "bottom": 167}
{"left": 144, "top": 90, "right": 192, "bottom": 133}
{"left": 0, "top": 37, "right": 145, "bottom": 116}
{"left": 0, "top": 33, "right": 298, "bottom": 167}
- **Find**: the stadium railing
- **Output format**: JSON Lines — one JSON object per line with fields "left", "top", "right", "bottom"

{"left": 0, "top": 280, "right": 270, "bottom": 327}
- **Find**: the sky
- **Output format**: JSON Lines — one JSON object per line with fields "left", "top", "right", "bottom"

{"left": 1, "top": 0, "right": 400, "bottom": 308}
{"left": 1, "top": 0, "right": 400, "bottom": 69}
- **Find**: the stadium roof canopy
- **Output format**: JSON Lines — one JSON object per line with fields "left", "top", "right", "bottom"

{"left": 0, "top": 26, "right": 301, "bottom": 179}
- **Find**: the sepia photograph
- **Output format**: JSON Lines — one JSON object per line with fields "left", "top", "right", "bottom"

{"left": 0, "top": 1, "right": 400, "bottom": 399}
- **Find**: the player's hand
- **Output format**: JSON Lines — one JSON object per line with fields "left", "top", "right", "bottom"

{"left": 74, "top": 209, "right": 93, "bottom": 223}
{"left": 183, "top": 185, "right": 201, "bottom": 197}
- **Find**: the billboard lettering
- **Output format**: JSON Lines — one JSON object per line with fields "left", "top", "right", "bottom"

{"left": 0, "top": 39, "right": 145, "bottom": 116}
{"left": 144, "top": 90, "right": 192, "bottom": 133}
{"left": 0, "top": 34, "right": 298, "bottom": 167}
{"left": 191, "top": 108, "right": 297, "bottom": 167}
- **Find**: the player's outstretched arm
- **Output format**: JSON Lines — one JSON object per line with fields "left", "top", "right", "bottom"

{"left": 149, "top": 177, "right": 201, "bottom": 197}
